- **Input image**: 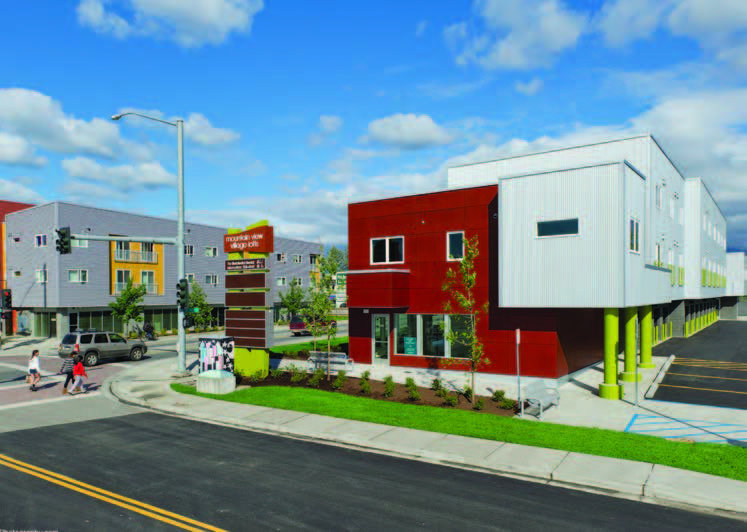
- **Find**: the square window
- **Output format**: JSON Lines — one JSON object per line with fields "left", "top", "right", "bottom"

{"left": 276, "top": 252, "right": 286, "bottom": 263}
{"left": 371, "top": 239, "right": 387, "bottom": 263}
{"left": 184, "top": 245, "right": 194, "bottom": 256}
{"left": 447, "top": 232, "right": 464, "bottom": 261}
{"left": 293, "top": 254, "right": 302, "bottom": 264}
{"left": 204, "top": 247, "right": 218, "bottom": 257}
{"left": 35, "top": 234, "right": 47, "bottom": 247}
{"left": 13, "top": 270, "right": 21, "bottom": 277}
{"left": 187, "top": 273, "right": 195, "bottom": 284}
{"left": 276, "top": 277, "right": 286, "bottom": 287}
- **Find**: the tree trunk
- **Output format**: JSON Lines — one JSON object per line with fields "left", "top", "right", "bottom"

{"left": 327, "top": 331, "right": 331, "bottom": 381}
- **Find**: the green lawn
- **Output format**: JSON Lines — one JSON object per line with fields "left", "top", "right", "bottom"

{"left": 270, "top": 336, "right": 348, "bottom": 355}
{"left": 171, "top": 384, "right": 746, "bottom": 482}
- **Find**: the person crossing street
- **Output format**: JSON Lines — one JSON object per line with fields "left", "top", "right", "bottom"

{"left": 58, "top": 352, "right": 75, "bottom": 395}
{"left": 68, "top": 355, "right": 88, "bottom": 395}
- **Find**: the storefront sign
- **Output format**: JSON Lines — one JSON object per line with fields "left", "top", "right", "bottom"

{"left": 223, "top": 225, "right": 274, "bottom": 253}
{"left": 404, "top": 336, "right": 417, "bottom": 355}
{"left": 225, "top": 258, "right": 266, "bottom": 271}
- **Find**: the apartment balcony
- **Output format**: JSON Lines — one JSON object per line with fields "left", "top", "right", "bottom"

{"left": 114, "top": 282, "right": 159, "bottom": 295}
{"left": 114, "top": 249, "right": 158, "bottom": 264}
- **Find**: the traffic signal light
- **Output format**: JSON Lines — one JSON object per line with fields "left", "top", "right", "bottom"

{"left": 176, "top": 279, "right": 189, "bottom": 308}
{"left": 1, "top": 311, "right": 10, "bottom": 320}
{"left": 1, "top": 289, "right": 11, "bottom": 310}
{"left": 55, "top": 227, "right": 72, "bottom": 255}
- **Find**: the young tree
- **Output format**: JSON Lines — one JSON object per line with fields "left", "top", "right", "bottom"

{"left": 306, "top": 255, "right": 338, "bottom": 379}
{"left": 279, "top": 278, "right": 306, "bottom": 319}
{"left": 109, "top": 278, "right": 147, "bottom": 337}
{"left": 188, "top": 282, "right": 213, "bottom": 329}
{"left": 327, "top": 245, "right": 348, "bottom": 271}
{"left": 441, "top": 234, "right": 490, "bottom": 402}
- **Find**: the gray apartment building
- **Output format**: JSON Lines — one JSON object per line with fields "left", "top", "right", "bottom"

{"left": 4, "top": 202, "right": 325, "bottom": 337}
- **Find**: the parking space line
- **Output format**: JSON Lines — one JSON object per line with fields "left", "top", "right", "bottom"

{"left": 666, "top": 372, "right": 747, "bottom": 382}
{"left": 658, "top": 383, "right": 747, "bottom": 395}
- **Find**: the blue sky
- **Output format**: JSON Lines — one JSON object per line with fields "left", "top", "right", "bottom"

{"left": 1, "top": 0, "right": 747, "bottom": 250}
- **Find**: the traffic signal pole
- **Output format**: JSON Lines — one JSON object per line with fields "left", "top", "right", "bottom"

{"left": 175, "top": 119, "right": 187, "bottom": 376}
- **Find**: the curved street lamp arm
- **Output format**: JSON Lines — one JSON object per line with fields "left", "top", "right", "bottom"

{"left": 111, "top": 111, "right": 178, "bottom": 127}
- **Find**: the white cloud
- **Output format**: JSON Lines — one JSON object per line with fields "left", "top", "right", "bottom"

{"left": 182, "top": 113, "right": 240, "bottom": 145}
{"left": 77, "top": 0, "right": 264, "bottom": 48}
{"left": 514, "top": 77, "right": 544, "bottom": 95}
{"left": 0, "top": 178, "right": 45, "bottom": 203}
{"left": 319, "top": 115, "right": 343, "bottom": 134}
{"left": 0, "top": 132, "right": 47, "bottom": 166}
{"left": 446, "top": 0, "right": 588, "bottom": 69}
{"left": 596, "top": 0, "right": 673, "bottom": 47}
{"left": 62, "top": 156, "right": 176, "bottom": 191}
{"left": 63, "top": 180, "right": 119, "bottom": 199}
{"left": 0, "top": 89, "right": 149, "bottom": 161}
{"left": 365, "top": 113, "right": 454, "bottom": 149}
{"left": 416, "top": 20, "right": 428, "bottom": 37}
{"left": 417, "top": 78, "right": 493, "bottom": 99}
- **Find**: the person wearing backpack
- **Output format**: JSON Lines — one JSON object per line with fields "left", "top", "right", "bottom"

{"left": 58, "top": 353, "right": 75, "bottom": 395}
{"left": 68, "top": 355, "right": 88, "bottom": 395}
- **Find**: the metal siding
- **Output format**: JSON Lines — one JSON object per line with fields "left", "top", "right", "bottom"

{"left": 499, "top": 163, "right": 622, "bottom": 307}
{"left": 448, "top": 136, "right": 651, "bottom": 189}
{"left": 269, "top": 237, "right": 322, "bottom": 305}
{"left": 683, "top": 180, "right": 702, "bottom": 299}
{"left": 727, "top": 253, "right": 746, "bottom": 296}
{"left": 5, "top": 204, "right": 59, "bottom": 308}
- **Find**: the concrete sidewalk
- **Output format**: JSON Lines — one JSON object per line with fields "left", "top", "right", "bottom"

{"left": 104, "top": 356, "right": 747, "bottom": 519}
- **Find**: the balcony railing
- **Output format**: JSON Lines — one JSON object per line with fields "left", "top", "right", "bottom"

{"left": 114, "top": 282, "right": 159, "bottom": 295}
{"left": 115, "top": 249, "right": 158, "bottom": 263}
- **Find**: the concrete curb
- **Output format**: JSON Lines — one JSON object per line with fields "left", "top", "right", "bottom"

{"left": 103, "top": 363, "right": 747, "bottom": 521}
{"left": 645, "top": 354, "right": 676, "bottom": 399}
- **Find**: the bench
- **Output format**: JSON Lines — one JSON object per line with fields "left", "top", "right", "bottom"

{"left": 522, "top": 381, "right": 560, "bottom": 419}
{"left": 308, "top": 351, "right": 355, "bottom": 372}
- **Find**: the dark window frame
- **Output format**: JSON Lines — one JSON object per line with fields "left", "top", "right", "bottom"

{"left": 536, "top": 218, "right": 579, "bottom": 238}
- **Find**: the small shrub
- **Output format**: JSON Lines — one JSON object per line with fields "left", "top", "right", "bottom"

{"left": 360, "top": 379, "right": 372, "bottom": 395}
{"left": 331, "top": 370, "right": 348, "bottom": 391}
{"left": 443, "top": 394, "right": 458, "bottom": 407}
{"left": 270, "top": 368, "right": 284, "bottom": 379}
{"left": 308, "top": 368, "right": 324, "bottom": 388}
{"left": 383, "top": 375, "right": 395, "bottom": 398}
{"left": 499, "top": 398, "right": 517, "bottom": 410}
{"left": 360, "top": 370, "right": 371, "bottom": 382}
{"left": 436, "top": 387, "right": 449, "bottom": 399}
{"left": 463, "top": 385, "right": 473, "bottom": 402}
{"left": 431, "top": 378, "right": 443, "bottom": 391}
{"left": 247, "top": 370, "right": 264, "bottom": 383}
{"left": 408, "top": 388, "right": 421, "bottom": 401}
{"left": 290, "top": 366, "right": 305, "bottom": 384}
{"left": 405, "top": 377, "right": 417, "bottom": 391}
{"left": 159, "top": 329, "right": 166, "bottom": 337}
{"left": 491, "top": 389, "right": 506, "bottom": 402}
{"left": 474, "top": 398, "right": 485, "bottom": 411}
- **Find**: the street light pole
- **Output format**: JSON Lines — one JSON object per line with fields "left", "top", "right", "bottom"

{"left": 176, "top": 119, "right": 187, "bottom": 374}
{"left": 111, "top": 112, "right": 188, "bottom": 375}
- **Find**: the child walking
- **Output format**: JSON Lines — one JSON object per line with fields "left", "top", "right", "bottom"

{"left": 28, "top": 350, "right": 41, "bottom": 392}
{"left": 58, "top": 352, "right": 75, "bottom": 395}
{"left": 68, "top": 355, "right": 88, "bottom": 395}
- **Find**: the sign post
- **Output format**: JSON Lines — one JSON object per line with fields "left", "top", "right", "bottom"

{"left": 516, "top": 329, "right": 523, "bottom": 417}
{"left": 224, "top": 222, "right": 274, "bottom": 378}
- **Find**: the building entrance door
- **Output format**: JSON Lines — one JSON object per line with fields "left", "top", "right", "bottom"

{"left": 372, "top": 315, "right": 389, "bottom": 366}
{"left": 69, "top": 312, "right": 78, "bottom": 333}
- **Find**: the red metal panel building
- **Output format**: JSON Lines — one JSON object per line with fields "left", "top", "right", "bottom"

{"left": 0, "top": 200, "right": 35, "bottom": 333}
{"left": 347, "top": 186, "right": 602, "bottom": 379}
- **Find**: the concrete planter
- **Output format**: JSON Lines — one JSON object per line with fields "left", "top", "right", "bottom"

{"left": 197, "top": 369, "right": 236, "bottom": 394}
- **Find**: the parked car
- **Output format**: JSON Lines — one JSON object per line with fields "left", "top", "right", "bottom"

{"left": 58, "top": 329, "right": 147, "bottom": 366}
{"left": 289, "top": 315, "right": 337, "bottom": 336}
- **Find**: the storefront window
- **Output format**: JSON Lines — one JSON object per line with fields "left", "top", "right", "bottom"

{"left": 422, "top": 315, "right": 445, "bottom": 357}
{"left": 395, "top": 314, "right": 418, "bottom": 354}
{"left": 449, "top": 315, "right": 471, "bottom": 359}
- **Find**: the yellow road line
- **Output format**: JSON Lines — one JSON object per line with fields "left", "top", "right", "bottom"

{"left": 676, "top": 358, "right": 747, "bottom": 366}
{"left": 0, "top": 453, "right": 226, "bottom": 532}
{"left": 667, "top": 373, "right": 747, "bottom": 382}
{"left": 672, "top": 364, "right": 747, "bottom": 372}
{"left": 658, "top": 384, "right": 747, "bottom": 395}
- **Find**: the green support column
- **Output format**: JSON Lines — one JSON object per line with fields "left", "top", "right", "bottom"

{"left": 639, "top": 305, "right": 655, "bottom": 369}
{"left": 599, "top": 308, "right": 622, "bottom": 400}
{"left": 620, "top": 307, "right": 641, "bottom": 382}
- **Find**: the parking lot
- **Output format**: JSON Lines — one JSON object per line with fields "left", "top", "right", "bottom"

{"left": 652, "top": 320, "right": 747, "bottom": 410}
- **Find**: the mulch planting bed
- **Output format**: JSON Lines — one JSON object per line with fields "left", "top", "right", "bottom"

{"left": 237, "top": 372, "right": 516, "bottom": 417}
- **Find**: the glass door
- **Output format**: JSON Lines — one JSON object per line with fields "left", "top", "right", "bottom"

{"left": 372, "top": 315, "right": 390, "bottom": 365}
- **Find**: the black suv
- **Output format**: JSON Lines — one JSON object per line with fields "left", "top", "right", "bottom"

{"left": 58, "top": 329, "right": 147, "bottom": 366}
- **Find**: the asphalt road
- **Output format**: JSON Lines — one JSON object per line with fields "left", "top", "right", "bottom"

{"left": 0, "top": 413, "right": 742, "bottom": 531}
{"left": 652, "top": 321, "right": 747, "bottom": 409}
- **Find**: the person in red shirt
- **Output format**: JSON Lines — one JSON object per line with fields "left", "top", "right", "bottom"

{"left": 68, "top": 356, "right": 88, "bottom": 395}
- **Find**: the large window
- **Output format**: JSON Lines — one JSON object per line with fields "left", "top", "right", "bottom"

{"left": 447, "top": 231, "right": 464, "bottom": 261}
{"left": 71, "top": 238, "right": 88, "bottom": 248}
{"left": 371, "top": 236, "right": 404, "bottom": 264}
{"left": 394, "top": 314, "right": 470, "bottom": 358}
{"left": 537, "top": 218, "right": 578, "bottom": 237}
{"left": 205, "top": 274, "right": 218, "bottom": 286}
{"left": 68, "top": 269, "right": 88, "bottom": 283}
{"left": 204, "top": 247, "right": 218, "bottom": 257}
{"left": 629, "top": 219, "right": 640, "bottom": 253}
